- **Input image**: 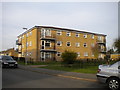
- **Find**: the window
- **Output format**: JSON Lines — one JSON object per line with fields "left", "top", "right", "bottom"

{"left": 45, "top": 41, "right": 51, "bottom": 47}
{"left": 76, "top": 43, "right": 80, "bottom": 47}
{"left": 41, "top": 28, "right": 45, "bottom": 38}
{"left": 66, "top": 32, "right": 71, "bottom": 36}
{"left": 77, "top": 52, "right": 80, "bottom": 57}
{"left": 83, "top": 43, "right": 87, "bottom": 47}
{"left": 66, "top": 42, "right": 71, "bottom": 46}
{"left": 91, "top": 43, "right": 95, "bottom": 47}
{"left": 45, "top": 29, "right": 51, "bottom": 36}
{"left": 76, "top": 33, "right": 80, "bottom": 37}
{"left": 30, "top": 31, "right": 32, "bottom": 36}
{"left": 22, "top": 35, "right": 24, "bottom": 39}
{"left": 83, "top": 34, "right": 87, "bottom": 38}
{"left": 84, "top": 52, "right": 88, "bottom": 56}
{"left": 92, "top": 53, "right": 94, "bottom": 57}
{"left": 22, "top": 45, "right": 24, "bottom": 48}
{"left": 45, "top": 52, "right": 51, "bottom": 59}
{"left": 22, "top": 52, "right": 24, "bottom": 56}
{"left": 29, "top": 52, "right": 32, "bottom": 56}
{"left": 57, "top": 30, "right": 62, "bottom": 35}
{"left": 57, "top": 41, "right": 62, "bottom": 46}
{"left": 26, "top": 42, "right": 29, "bottom": 47}
{"left": 98, "top": 36, "right": 102, "bottom": 40}
{"left": 98, "top": 54, "right": 103, "bottom": 58}
{"left": 27, "top": 52, "right": 29, "bottom": 56}
{"left": 29, "top": 41, "right": 32, "bottom": 46}
{"left": 91, "top": 34, "right": 94, "bottom": 39}
{"left": 57, "top": 52, "right": 61, "bottom": 57}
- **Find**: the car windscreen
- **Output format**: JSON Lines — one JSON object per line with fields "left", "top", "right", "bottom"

{"left": 2, "top": 56, "right": 14, "bottom": 61}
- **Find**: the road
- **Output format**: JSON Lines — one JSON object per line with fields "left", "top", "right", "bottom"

{"left": 2, "top": 68, "right": 107, "bottom": 89}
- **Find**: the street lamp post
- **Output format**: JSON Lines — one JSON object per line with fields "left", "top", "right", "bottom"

{"left": 23, "top": 28, "right": 28, "bottom": 65}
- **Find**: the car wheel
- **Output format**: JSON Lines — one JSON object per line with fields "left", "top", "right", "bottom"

{"left": 107, "top": 78, "right": 120, "bottom": 90}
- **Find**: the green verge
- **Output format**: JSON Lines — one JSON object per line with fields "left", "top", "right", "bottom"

{"left": 40, "top": 65, "right": 98, "bottom": 74}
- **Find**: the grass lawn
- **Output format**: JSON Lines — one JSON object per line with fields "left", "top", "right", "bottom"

{"left": 18, "top": 60, "right": 118, "bottom": 74}
{"left": 40, "top": 64, "right": 98, "bottom": 74}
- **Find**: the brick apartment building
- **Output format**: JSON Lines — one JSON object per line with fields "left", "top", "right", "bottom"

{"left": 0, "top": 48, "right": 18, "bottom": 58}
{"left": 16, "top": 26, "right": 106, "bottom": 62}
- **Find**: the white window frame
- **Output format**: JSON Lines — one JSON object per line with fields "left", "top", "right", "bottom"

{"left": 45, "top": 41, "right": 51, "bottom": 47}
{"left": 57, "top": 30, "right": 62, "bottom": 35}
{"left": 76, "top": 43, "right": 80, "bottom": 47}
{"left": 98, "top": 54, "right": 103, "bottom": 58}
{"left": 76, "top": 33, "right": 80, "bottom": 37}
{"left": 66, "top": 32, "right": 71, "bottom": 36}
{"left": 45, "top": 52, "right": 51, "bottom": 59}
{"left": 45, "top": 29, "right": 51, "bottom": 36}
{"left": 22, "top": 35, "right": 24, "bottom": 39}
{"left": 91, "top": 34, "right": 94, "bottom": 39}
{"left": 30, "top": 31, "right": 32, "bottom": 36}
{"left": 22, "top": 44, "right": 24, "bottom": 48}
{"left": 77, "top": 52, "right": 80, "bottom": 57}
{"left": 27, "top": 52, "right": 29, "bottom": 56}
{"left": 84, "top": 52, "right": 88, "bottom": 56}
{"left": 83, "top": 43, "right": 87, "bottom": 47}
{"left": 29, "top": 41, "right": 32, "bottom": 46}
{"left": 29, "top": 52, "right": 32, "bottom": 56}
{"left": 26, "top": 42, "right": 29, "bottom": 47}
{"left": 57, "top": 52, "right": 61, "bottom": 57}
{"left": 98, "top": 36, "right": 102, "bottom": 41}
{"left": 57, "top": 41, "right": 62, "bottom": 46}
{"left": 22, "top": 52, "right": 24, "bottom": 56}
{"left": 83, "top": 34, "right": 87, "bottom": 38}
{"left": 66, "top": 42, "right": 71, "bottom": 46}
{"left": 92, "top": 53, "right": 94, "bottom": 57}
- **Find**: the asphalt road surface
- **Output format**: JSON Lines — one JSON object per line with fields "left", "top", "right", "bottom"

{"left": 2, "top": 68, "right": 107, "bottom": 89}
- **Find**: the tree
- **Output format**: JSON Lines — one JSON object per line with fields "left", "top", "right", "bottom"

{"left": 107, "top": 49, "right": 115, "bottom": 54}
{"left": 114, "top": 37, "right": 120, "bottom": 53}
{"left": 61, "top": 50, "right": 77, "bottom": 66}
{"left": 91, "top": 44, "right": 100, "bottom": 58}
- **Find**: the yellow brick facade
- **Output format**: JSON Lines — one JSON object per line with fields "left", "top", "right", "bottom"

{"left": 17, "top": 26, "right": 106, "bottom": 62}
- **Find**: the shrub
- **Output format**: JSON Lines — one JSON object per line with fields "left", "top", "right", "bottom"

{"left": 61, "top": 50, "right": 77, "bottom": 66}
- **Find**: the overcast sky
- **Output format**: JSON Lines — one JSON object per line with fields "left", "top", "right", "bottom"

{"left": 1, "top": 2, "right": 118, "bottom": 51}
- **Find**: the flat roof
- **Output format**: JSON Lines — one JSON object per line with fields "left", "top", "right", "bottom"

{"left": 18, "top": 26, "right": 107, "bottom": 37}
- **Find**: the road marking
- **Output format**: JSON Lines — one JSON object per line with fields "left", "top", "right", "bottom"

{"left": 20, "top": 67, "right": 97, "bottom": 82}
{"left": 57, "top": 74, "right": 97, "bottom": 82}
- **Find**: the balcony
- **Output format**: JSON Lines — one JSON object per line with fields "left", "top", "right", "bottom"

{"left": 16, "top": 40, "right": 22, "bottom": 45}
{"left": 96, "top": 39, "right": 106, "bottom": 45}
{"left": 100, "top": 49, "right": 106, "bottom": 53}
{"left": 18, "top": 51, "right": 22, "bottom": 53}
{"left": 40, "top": 49, "right": 57, "bottom": 52}
{"left": 40, "top": 35, "right": 56, "bottom": 41}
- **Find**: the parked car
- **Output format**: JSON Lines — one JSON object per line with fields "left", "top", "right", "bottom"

{"left": 97, "top": 61, "right": 120, "bottom": 90}
{"left": 0, "top": 55, "right": 18, "bottom": 68}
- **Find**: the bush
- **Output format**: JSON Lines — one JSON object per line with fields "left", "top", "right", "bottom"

{"left": 61, "top": 50, "right": 77, "bottom": 66}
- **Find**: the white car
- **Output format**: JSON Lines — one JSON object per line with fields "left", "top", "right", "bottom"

{"left": 97, "top": 61, "right": 120, "bottom": 90}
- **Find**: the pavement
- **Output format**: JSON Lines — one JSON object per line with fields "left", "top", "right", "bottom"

{"left": 18, "top": 64, "right": 98, "bottom": 82}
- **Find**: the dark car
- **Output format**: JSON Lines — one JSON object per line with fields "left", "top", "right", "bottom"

{"left": 0, "top": 55, "right": 18, "bottom": 68}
